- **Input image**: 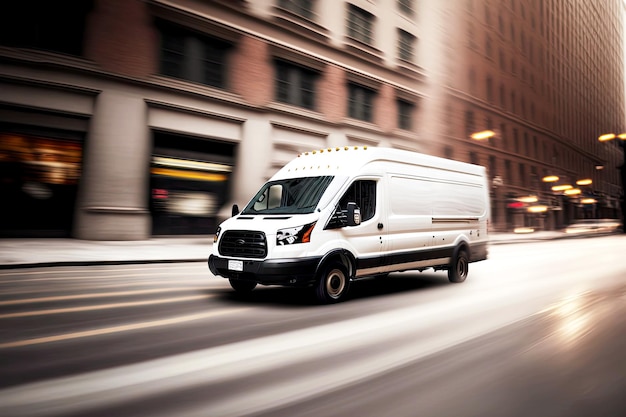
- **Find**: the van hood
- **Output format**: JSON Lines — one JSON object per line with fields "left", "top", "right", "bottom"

{"left": 219, "top": 212, "right": 322, "bottom": 236}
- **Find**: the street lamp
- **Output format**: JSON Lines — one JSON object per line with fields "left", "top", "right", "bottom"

{"left": 542, "top": 175, "right": 559, "bottom": 183}
{"left": 597, "top": 132, "right": 626, "bottom": 233}
{"left": 470, "top": 130, "right": 496, "bottom": 140}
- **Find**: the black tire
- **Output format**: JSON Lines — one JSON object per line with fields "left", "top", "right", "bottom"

{"left": 448, "top": 248, "right": 469, "bottom": 283}
{"left": 229, "top": 278, "right": 257, "bottom": 293}
{"left": 315, "top": 262, "right": 350, "bottom": 303}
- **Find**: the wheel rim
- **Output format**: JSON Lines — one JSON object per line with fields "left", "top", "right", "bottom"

{"left": 457, "top": 256, "right": 468, "bottom": 279}
{"left": 326, "top": 269, "right": 346, "bottom": 299}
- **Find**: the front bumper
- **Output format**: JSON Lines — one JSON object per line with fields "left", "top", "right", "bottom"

{"left": 208, "top": 254, "right": 322, "bottom": 287}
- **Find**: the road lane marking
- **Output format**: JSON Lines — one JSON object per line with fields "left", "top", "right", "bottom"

{"left": 0, "top": 307, "right": 248, "bottom": 349}
{"left": 0, "top": 280, "right": 218, "bottom": 296}
{"left": 0, "top": 269, "right": 209, "bottom": 282}
{"left": 0, "top": 287, "right": 211, "bottom": 306}
{"left": 0, "top": 294, "right": 212, "bottom": 319}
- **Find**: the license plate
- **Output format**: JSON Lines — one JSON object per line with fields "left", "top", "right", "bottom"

{"left": 228, "top": 260, "right": 243, "bottom": 272}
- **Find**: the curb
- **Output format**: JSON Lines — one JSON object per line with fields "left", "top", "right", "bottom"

{"left": 1, "top": 232, "right": 620, "bottom": 270}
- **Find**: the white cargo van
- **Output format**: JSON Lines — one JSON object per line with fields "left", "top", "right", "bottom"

{"left": 208, "top": 147, "right": 490, "bottom": 303}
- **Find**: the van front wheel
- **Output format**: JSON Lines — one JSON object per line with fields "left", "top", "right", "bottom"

{"left": 448, "top": 249, "right": 469, "bottom": 283}
{"left": 315, "top": 263, "right": 350, "bottom": 303}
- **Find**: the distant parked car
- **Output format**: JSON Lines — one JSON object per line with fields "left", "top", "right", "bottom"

{"left": 564, "top": 219, "right": 622, "bottom": 234}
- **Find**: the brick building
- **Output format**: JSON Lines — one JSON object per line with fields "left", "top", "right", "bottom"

{"left": 0, "top": 0, "right": 624, "bottom": 239}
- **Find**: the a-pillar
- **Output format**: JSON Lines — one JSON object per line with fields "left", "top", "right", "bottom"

{"left": 74, "top": 89, "right": 151, "bottom": 240}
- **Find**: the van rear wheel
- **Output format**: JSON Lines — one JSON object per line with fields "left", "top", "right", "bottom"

{"left": 448, "top": 249, "right": 469, "bottom": 283}
{"left": 229, "top": 278, "right": 257, "bottom": 293}
{"left": 315, "top": 263, "right": 350, "bottom": 303}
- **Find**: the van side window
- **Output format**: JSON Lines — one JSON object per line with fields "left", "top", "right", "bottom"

{"left": 326, "top": 180, "right": 377, "bottom": 229}
{"left": 342, "top": 180, "right": 377, "bottom": 220}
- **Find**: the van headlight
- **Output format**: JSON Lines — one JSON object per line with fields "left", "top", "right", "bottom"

{"left": 276, "top": 222, "right": 316, "bottom": 245}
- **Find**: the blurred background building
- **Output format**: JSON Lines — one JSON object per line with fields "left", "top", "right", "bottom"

{"left": 0, "top": 0, "right": 624, "bottom": 239}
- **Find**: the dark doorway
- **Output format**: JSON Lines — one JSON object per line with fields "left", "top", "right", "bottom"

{"left": 0, "top": 127, "right": 84, "bottom": 237}
{"left": 150, "top": 131, "right": 235, "bottom": 235}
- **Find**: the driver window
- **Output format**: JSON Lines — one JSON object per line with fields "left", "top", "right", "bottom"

{"left": 338, "top": 180, "right": 377, "bottom": 222}
{"left": 253, "top": 185, "right": 283, "bottom": 211}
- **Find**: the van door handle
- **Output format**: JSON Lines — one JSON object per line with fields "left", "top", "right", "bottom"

{"left": 378, "top": 223, "right": 384, "bottom": 230}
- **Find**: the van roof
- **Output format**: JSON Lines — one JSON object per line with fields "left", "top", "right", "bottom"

{"left": 271, "top": 146, "right": 485, "bottom": 180}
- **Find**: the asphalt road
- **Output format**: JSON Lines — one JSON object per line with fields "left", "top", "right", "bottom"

{"left": 1, "top": 235, "right": 625, "bottom": 417}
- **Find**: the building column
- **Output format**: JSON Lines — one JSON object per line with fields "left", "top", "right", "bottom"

{"left": 218, "top": 118, "right": 272, "bottom": 221}
{"left": 74, "top": 89, "right": 151, "bottom": 240}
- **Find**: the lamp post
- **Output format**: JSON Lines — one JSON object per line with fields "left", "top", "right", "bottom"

{"left": 469, "top": 129, "right": 500, "bottom": 229}
{"left": 598, "top": 133, "right": 626, "bottom": 233}
{"left": 542, "top": 175, "right": 560, "bottom": 230}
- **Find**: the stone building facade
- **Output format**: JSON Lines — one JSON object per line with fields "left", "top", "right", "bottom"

{"left": 0, "top": 0, "right": 624, "bottom": 239}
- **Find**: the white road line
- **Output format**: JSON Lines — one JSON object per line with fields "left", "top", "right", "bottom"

{"left": 0, "top": 269, "right": 209, "bottom": 282}
{"left": 0, "top": 280, "right": 218, "bottom": 296}
{"left": 0, "top": 307, "right": 248, "bottom": 349}
{"left": 0, "top": 287, "right": 211, "bottom": 306}
{"left": 0, "top": 294, "right": 212, "bottom": 319}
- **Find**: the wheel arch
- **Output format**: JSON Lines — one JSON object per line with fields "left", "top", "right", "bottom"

{"left": 316, "top": 249, "right": 356, "bottom": 279}
{"left": 451, "top": 238, "right": 471, "bottom": 262}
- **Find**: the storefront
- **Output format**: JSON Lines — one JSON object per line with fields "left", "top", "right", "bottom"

{"left": 149, "top": 131, "right": 235, "bottom": 235}
{"left": 0, "top": 127, "right": 84, "bottom": 237}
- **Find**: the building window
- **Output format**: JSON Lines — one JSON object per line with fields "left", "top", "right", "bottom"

{"left": 275, "top": 60, "right": 318, "bottom": 110}
{"left": 398, "top": 29, "right": 416, "bottom": 62}
{"left": 348, "top": 83, "right": 376, "bottom": 122}
{"left": 464, "top": 110, "right": 476, "bottom": 137}
{"left": 519, "top": 163, "right": 526, "bottom": 187}
{"left": 505, "top": 159, "right": 512, "bottom": 184}
{"left": 489, "top": 155, "right": 497, "bottom": 178}
{"left": 398, "top": 0, "right": 414, "bottom": 16}
{"left": 486, "top": 76, "right": 494, "bottom": 102}
{"left": 0, "top": 0, "right": 93, "bottom": 56}
{"left": 485, "top": 35, "right": 493, "bottom": 59}
{"left": 397, "top": 99, "right": 414, "bottom": 130}
{"left": 347, "top": 4, "right": 374, "bottom": 45}
{"left": 278, "top": 0, "right": 314, "bottom": 20}
{"left": 159, "top": 22, "right": 232, "bottom": 88}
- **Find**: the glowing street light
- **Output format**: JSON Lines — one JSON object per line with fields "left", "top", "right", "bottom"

{"left": 470, "top": 130, "right": 496, "bottom": 140}
{"left": 598, "top": 133, "right": 617, "bottom": 142}
{"left": 542, "top": 175, "right": 559, "bottom": 183}
{"left": 518, "top": 195, "right": 538, "bottom": 203}
{"left": 528, "top": 205, "right": 548, "bottom": 213}
{"left": 576, "top": 179, "right": 592, "bottom": 186}
{"left": 564, "top": 188, "right": 582, "bottom": 196}
{"left": 552, "top": 184, "right": 573, "bottom": 192}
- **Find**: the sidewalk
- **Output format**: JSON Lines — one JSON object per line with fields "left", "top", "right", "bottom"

{"left": 0, "top": 230, "right": 610, "bottom": 269}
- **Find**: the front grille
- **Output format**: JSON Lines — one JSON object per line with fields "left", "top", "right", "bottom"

{"left": 219, "top": 230, "right": 267, "bottom": 258}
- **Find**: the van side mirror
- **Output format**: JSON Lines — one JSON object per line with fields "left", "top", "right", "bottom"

{"left": 232, "top": 204, "right": 239, "bottom": 217}
{"left": 346, "top": 202, "right": 361, "bottom": 226}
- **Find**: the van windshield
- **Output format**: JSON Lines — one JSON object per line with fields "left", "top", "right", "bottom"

{"left": 241, "top": 176, "right": 334, "bottom": 215}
